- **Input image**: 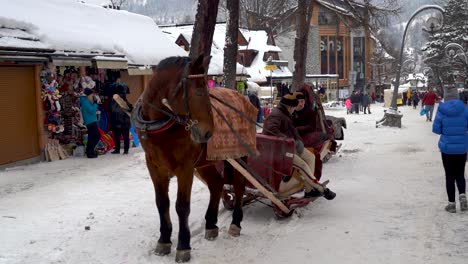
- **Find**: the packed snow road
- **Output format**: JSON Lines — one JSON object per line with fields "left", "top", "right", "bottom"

{"left": 0, "top": 104, "right": 466, "bottom": 264}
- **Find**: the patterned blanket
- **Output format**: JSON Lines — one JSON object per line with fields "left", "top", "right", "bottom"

{"left": 207, "top": 88, "right": 258, "bottom": 160}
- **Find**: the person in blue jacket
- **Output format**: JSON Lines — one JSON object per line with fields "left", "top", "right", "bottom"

{"left": 432, "top": 86, "right": 468, "bottom": 213}
{"left": 80, "top": 88, "right": 101, "bottom": 158}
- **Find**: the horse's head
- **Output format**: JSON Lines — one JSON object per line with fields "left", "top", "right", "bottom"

{"left": 147, "top": 55, "right": 214, "bottom": 143}
{"left": 185, "top": 55, "right": 214, "bottom": 143}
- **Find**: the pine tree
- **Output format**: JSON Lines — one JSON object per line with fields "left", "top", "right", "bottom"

{"left": 423, "top": 0, "right": 468, "bottom": 87}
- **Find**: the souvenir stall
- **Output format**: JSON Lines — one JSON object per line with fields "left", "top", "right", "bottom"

{"left": 39, "top": 64, "right": 138, "bottom": 160}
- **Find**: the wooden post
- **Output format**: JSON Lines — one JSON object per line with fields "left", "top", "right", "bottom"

{"left": 34, "top": 65, "right": 47, "bottom": 160}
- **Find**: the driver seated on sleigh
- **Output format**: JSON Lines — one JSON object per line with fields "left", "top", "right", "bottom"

{"left": 262, "top": 93, "right": 336, "bottom": 200}
{"left": 292, "top": 87, "right": 336, "bottom": 180}
{"left": 293, "top": 86, "right": 334, "bottom": 156}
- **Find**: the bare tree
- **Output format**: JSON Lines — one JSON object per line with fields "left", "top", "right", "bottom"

{"left": 291, "top": 0, "right": 313, "bottom": 91}
{"left": 109, "top": 0, "right": 127, "bottom": 9}
{"left": 223, "top": 0, "right": 240, "bottom": 89}
{"left": 190, "top": 0, "right": 221, "bottom": 68}
{"left": 219, "top": 0, "right": 296, "bottom": 29}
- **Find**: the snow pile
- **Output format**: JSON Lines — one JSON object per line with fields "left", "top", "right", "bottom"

{"left": 0, "top": 0, "right": 186, "bottom": 65}
{"left": 161, "top": 24, "right": 244, "bottom": 76}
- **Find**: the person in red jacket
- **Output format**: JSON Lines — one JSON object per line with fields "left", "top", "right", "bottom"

{"left": 422, "top": 88, "right": 440, "bottom": 122}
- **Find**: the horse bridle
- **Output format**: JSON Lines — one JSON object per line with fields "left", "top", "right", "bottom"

{"left": 150, "top": 61, "right": 206, "bottom": 131}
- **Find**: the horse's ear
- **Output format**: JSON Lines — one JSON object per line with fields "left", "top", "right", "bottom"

{"left": 192, "top": 54, "right": 211, "bottom": 74}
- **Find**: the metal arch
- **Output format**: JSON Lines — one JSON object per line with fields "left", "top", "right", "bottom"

{"left": 390, "top": 5, "right": 445, "bottom": 110}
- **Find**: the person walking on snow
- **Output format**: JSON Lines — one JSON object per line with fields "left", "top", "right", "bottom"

{"left": 422, "top": 88, "right": 440, "bottom": 122}
{"left": 345, "top": 97, "right": 352, "bottom": 114}
{"left": 432, "top": 86, "right": 468, "bottom": 213}
{"left": 412, "top": 90, "right": 419, "bottom": 109}
{"left": 80, "top": 88, "right": 101, "bottom": 158}
{"left": 361, "top": 93, "right": 371, "bottom": 114}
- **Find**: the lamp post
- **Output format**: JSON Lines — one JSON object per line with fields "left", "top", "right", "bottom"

{"left": 445, "top": 43, "right": 468, "bottom": 65}
{"left": 390, "top": 5, "right": 445, "bottom": 111}
{"left": 444, "top": 42, "right": 468, "bottom": 90}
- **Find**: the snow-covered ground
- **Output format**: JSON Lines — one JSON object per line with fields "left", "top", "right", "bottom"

{"left": 1, "top": 104, "right": 467, "bottom": 264}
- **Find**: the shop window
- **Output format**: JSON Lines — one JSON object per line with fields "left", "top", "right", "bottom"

{"left": 320, "top": 36, "right": 328, "bottom": 74}
{"left": 321, "top": 36, "right": 346, "bottom": 79}
{"left": 318, "top": 8, "right": 338, "bottom": 26}
{"left": 329, "top": 37, "right": 336, "bottom": 74}
{"left": 337, "top": 37, "right": 344, "bottom": 79}
{"left": 263, "top": 52, "right": 279, "bottom": 61}
{"left": 353, "top": 37, "right": 365, "bottom": 82}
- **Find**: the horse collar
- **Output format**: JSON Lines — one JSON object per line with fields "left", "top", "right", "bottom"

{"left": 131, "top": 99, "right": 177, "bottom": 137}
{"left": 131, "top": 61, "right": 205, "bottom": 136}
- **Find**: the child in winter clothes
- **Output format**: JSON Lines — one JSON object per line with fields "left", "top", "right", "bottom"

{"left": 432, "top": 86, "right": 468, "bottom": 213}
{"left": 345, "top": 98, "right": 352, "bottom": 114}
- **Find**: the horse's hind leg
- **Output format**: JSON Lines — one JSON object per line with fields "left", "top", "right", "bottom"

{"left": 174, "top": 167, "right": 195, "bottom": 263}
{"left": 146, "top": 159, "right": 172, "bottom": 256}
{"left": 196, "top": 165, "right": 223, "bottom": 240}
{"left": 226, "top": 159, "right": 245, "bottom": 237}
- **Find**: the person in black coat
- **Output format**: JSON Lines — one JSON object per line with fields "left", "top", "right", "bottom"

{"left": 350, "top": 91, "right": 360, "bottom": 114}
{"left": 248, "top": 89, "right": 261, "bottom": 122}
{"left": 110, "top": 85, "right": 133, "bottom": 154}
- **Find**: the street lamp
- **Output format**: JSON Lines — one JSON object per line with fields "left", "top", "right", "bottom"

{"left": 445, "top": 43, "right": 468, "bottom": 65}
{"left": 390, "top": 5, "right": 445, "bottom": 111}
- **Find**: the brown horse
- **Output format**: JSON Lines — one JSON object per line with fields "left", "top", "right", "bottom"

{"left": 133, "top": 55, "right": 245, "bottom": 262}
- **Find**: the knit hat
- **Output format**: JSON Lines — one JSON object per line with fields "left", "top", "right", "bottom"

{"left": 294, "top": 92, "right": 305, "bottom": 100}
{"left": 83, "top": 88, "right": 94, "bottom": 96}
{"left": 444, "top": 86, "right": 459, "bottom": 101}
{"left": 280, "top": 93, "right": 299, "bottom": 107}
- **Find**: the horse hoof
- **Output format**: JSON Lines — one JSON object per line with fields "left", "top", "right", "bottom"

{"left": 154, "top": 242, "right": 172, "bottom": 256}
{"left": 205, "top": 227, "right": 219, "bottom": 241}
{"left": 175, "top": 249, "right": 191, "bottom": 263}
{"left": 228, "top": 224, "right": 241, "bottom": 237}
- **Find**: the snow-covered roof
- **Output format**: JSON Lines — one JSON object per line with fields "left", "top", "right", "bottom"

{"left": 316, "top": 0, "right": 354, "bottom": 17}
{"left": 240, "top": 29, "right": 292, "bottom": 83}
{"left": 0, "top": 27, "right": 49, "bottom": 50}
{"left": 239, "top": 30, "right": 282, "bottom": 52}
{"left": 0, "top": 0, "right": 185, "bottom": 65}
{"left": 161, "top": 23, "right": 244, "bottom": 76}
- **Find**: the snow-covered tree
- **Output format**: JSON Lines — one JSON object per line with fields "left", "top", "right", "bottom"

{"left": 422, "top": 0, "right": 468, "bottom": 87}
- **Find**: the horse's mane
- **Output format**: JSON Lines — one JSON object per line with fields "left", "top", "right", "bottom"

{"left": 156, "top": 56, "right": 191, "bottom": 71}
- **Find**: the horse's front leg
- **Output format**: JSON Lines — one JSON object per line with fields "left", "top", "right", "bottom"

{"left": 146, "top": 158, "right": 172, "bottom": 256}
{"left": 196, "top": 165, "right": 223, "bottom": 240}
{"left": 174, "top": 167, "right": 195, "bottom": 263}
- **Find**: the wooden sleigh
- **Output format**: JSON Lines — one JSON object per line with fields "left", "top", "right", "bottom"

{"left": 214, "top": 133, "right": 333, "bottom": 218}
